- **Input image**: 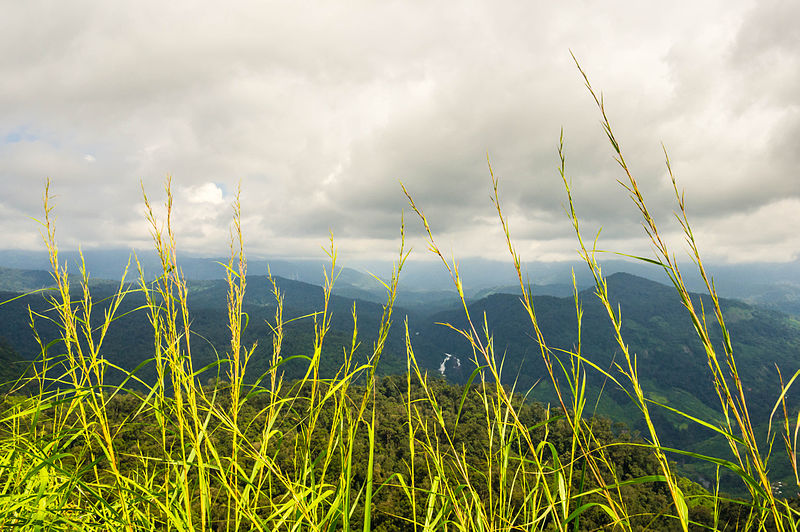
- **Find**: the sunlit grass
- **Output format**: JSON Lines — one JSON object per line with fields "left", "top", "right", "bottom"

{"left": 0, "top": 60, "right": 798, "bottom": 531}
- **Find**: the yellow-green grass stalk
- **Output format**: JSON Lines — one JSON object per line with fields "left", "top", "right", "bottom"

{"left": 488, "top": 158, "right": 634, "bottom": 530}
{"left": 569, "top": 54, "right": 798, "bottom": 529}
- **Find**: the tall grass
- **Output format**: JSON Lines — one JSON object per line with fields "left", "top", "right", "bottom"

{"left": 0, "top": 62, "right": 798, "bottom": 530}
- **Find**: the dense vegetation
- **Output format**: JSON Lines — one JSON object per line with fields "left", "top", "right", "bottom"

{"left": 2, "top": 375, "right": 755, "bottom": 530}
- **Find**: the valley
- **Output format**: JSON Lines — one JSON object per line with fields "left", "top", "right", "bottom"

{"left": 1, "top": 255, "right": 798, "bottom": 496}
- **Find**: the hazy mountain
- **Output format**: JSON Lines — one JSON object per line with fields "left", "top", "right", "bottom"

{"left": 2, "top": 249, "right": 798, "bottom": 314}
{"left": 0, "top": 266, "right": 56, "bottom": 293}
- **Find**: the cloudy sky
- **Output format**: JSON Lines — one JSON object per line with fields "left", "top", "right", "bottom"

{"left": 1, "top": 1, "right": 798, "bottom": 268}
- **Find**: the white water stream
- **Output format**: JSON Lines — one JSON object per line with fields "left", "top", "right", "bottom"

{"left": 439, "top": 353, "right": 461, "bottom": 375}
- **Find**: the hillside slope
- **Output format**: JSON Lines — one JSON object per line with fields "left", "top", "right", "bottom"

{"left": 0, "top": 274, "right": 415, "bottom": 387}
{"left": 415, "top": 273, "right": 800, "bottom": 439}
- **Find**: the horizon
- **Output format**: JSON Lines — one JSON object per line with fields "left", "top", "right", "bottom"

{"left": 1, "top": 247, "right": 799, "bottom": 303}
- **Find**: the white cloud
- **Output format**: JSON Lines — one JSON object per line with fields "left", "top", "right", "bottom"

{"left": 0, "top": 1, "right": 796, "bottom": 267}
{"left": 183, "top": 183, "right": 225, "bottom": 205}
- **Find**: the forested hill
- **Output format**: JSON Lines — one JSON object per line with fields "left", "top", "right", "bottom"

{"left": 0, "top": 266, "right": 56, "bottom": 293}
{"left": 415, "top": 272, "right": 800, "bottom": 437}
{"left": 2, "top": 267, "right": 800, "bottom": 492}
{"left": 0, "top": 338, "right": 24, "bottom": 388}
{"left": 1, "top": 268, "right": 799, "bottom": 431}
{"left": 0, "top": 273, "right": 415, "bottom": 387}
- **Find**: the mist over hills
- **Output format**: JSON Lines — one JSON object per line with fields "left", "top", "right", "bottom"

{"left": 1, "top": 255, "right": 797, "bottom": 428}
{"left": 2, "top": 248, "right": 800, "bottom": 315}
{"left": 1, "top": 251, "right": 798, "bottom": 416}
{"left": 1, "top": 249, "right": 798, "bottom": 411}
{"left": 1, "top": 255, "right": 799, "bottom": 492}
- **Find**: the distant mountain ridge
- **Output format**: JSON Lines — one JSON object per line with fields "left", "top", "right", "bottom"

{"left": 0, "top": 266, "right": 57, "bottom": 292}
{"left": 1, "top": 248, "right": 798, "bottom": 315}
{"left": 1, "top": 265, "right": 799, "bottom": 491}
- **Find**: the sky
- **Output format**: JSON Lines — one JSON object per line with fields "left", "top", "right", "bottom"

{"left": 1, "top": 1, "right": 798, "bottom": 268}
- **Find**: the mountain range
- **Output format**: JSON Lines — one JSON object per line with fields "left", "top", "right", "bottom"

{"left": 0, "top": 252, "right": 798, "bottom": 493}
{"left": 3, "top": 248, "right": 800, "bottom": 315}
